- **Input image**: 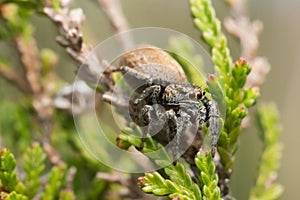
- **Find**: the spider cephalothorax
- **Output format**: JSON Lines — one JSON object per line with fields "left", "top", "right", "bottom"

{"left": 112, "top": 45, "right": 220, "bottom": 163}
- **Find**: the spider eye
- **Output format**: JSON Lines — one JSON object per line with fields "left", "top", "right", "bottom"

{"left": 189, "top": 93, "right": 195, "bottom": 99}
{"left": 196, "top": 93, "right": 202, "bottom": 99}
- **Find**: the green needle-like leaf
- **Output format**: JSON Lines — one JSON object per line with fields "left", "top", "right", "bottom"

{"left": 41, "top": 165, "right": 67, "bottom": 200}
{"left": 139, "top": 163, "right": 202, "bottom": 200}
{"left": 195, "top": 150, "right": 221, "bottom": 200}
{"left": 23, "top": 143, "right": 46, "bottom": 198}
{"left": 249, "top": 104, "right": 283, "bottom": 200}
{"left": 0, "top": 149, "right": 21, "bottom": 192}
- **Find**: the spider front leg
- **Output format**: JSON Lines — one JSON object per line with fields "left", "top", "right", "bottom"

{"left": 130, "top": 85, "right": 162, "bottom": 150}
{"left": 138, "top": 105, "right": 155, "bottom": 150}
{"left": 203, "top": 98, "right": 220, "bottom": 156}
{"left": 165, "top": 109, "right": 178, "bottom": 161}
{"left": 138, "top": 104, "right": 166, "bottom": 150}
{"left": 132, "top": 85, "right": 161, "bottom": 105}
{"left": 130, "top": 85, "right": 162, "bottom": 125}
{"left": 112, "top": 65, "right": 154, "bottom": 88}
{"left": 166, "top": 109, "right": 192, "bottom": 161}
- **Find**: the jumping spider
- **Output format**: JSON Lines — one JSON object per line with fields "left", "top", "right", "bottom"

{"left": 110, "top": 45, "right": 220, "bottom": 163}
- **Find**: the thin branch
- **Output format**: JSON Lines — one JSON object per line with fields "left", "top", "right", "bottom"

{"left": 96, "top": 172, "right": 151, "bottom": 199}
{"left": 225, "top": 17, "right": 262, "bottom": 60}
{"left": 43, "top": 1, "right": 115, "bottom": 92}
{"left": 65, "top": 166, "right": 77, "bottom": 190}
{"left": 96, "top": 172, "right": 128, "bottom": 185}
{"left": 14, "top": 37, "right": 55, "bottom": 137}
{"left": 43, "top": 0, "right": 132, "bottom": 113}
{"left": 0, "top": 2, "right": 65, "bottom": 167}
{"left": 14, "top": 36, "right": 56, "bottom": 136}
{"left": 15, "top": 36, "right": 42, "bottom": 94}
{"left": 0, "top": 64, "right": 32, "bottom": 94}
{"left": 97, "top": 0, "right": 134, "bottom": 50}
{"left": 224, "top": 0, "right": 270, "bottom": 88}
{"left": 43, "top": 3, "right": 89, "bottom": 64}
{"left": 42, "top": 141, "right": 65, "bottom": 167}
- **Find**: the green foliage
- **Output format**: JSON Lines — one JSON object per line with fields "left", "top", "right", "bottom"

{"left": 190, "top": 0, "right": 232, "bottom": 80}
{"left": 0, "top": 100, "right": 33, "bottom": 155}
{"left": 190, "top": 0, "right": 259, "bottom": 167}
{"left": 117, "top": 127, "right": 172, "bottom": 164}
{"left": 86, "top": 178, "right": 108, "bottom": 200}
{"left": 0, "top": 0, "right": 60, "bottom": 40}
{"left": 22, "top": 143, "right": 46, "bottom": 198}
{"left": 195, "top": 151, "right": 221, "bottom": 200}
{"left": 115, "top": 0, "right": 278, "bottom": 199}
{"left": 0, "top": 149, "right": 22, "bottom": 192}
{"left": 41, "top": 165, "right": 67, "bottom": 200}
{"left": 119, "top": 128, "right": 222, "bottom": 199}
{"left": 190, "top": 1, "right": 282, "bottom": 199}
{"left": 216, "top": 59, "right": 259, "bottom": 169}
{"left": 139, "top": 163, "right": 202, "bottom": 200}
{"left": 0, "top": 3, "right": 34, "bottom": 40}
{"left": 0, "top": 146, "right": 70, "bottom": 200}
{"left": 1, "top": 0, "right": 45, "bottom": 11}
{"left": 249, "top": 104, "right": 283, "bottom": 200}
{"left": 59, "top": 189, "right": 76, "bottom": 200}
{"left": 0, "top": 0, "right": 283, "bottom": 199}
{"left": 40, "top": 49, "right": 58, "bottom": 76}
{"left": 0, "top": 144, "right": 45, "bottom": 200}
{"left": 0, "top": 191, "right": 28, "bottom": 200}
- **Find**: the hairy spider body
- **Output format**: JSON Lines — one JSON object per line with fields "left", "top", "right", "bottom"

{"left": 115, "top": 46, "right": 220, "bottom": 162}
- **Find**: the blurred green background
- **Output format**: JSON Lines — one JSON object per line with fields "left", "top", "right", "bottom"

{"left": 1, "top": 0, "right": 299, "bottom": 199}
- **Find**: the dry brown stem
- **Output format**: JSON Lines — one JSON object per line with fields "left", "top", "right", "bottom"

{"left": 97, "top": 0, "right": 133, "bottom": 50}
{"left": 96, "top": 172, "right": 152, "bottom": 199}
{"left": 43, "top": 1, "right": 117, "bottom": 93}
{"left": 15, "top": 36, "right": 42, "bottom": 94}
{"left": 0, "top": 63, "right": 31, "bottom": 93}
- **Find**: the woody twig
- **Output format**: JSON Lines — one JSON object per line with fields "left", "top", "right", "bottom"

{"left": 97, "top": 0, "right": 133, "bottom": 50}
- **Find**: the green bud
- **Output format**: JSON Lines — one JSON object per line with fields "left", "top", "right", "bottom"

{"left": 40, "top": 49, "right": 58, "bottom": 75}
{"left": 244, "top": 87, "right": 260, "bottom": 107}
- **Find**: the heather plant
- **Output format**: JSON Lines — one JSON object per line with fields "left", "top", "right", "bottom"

{"left": 0, "top": 0, "right": 282, "bottom": 199}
